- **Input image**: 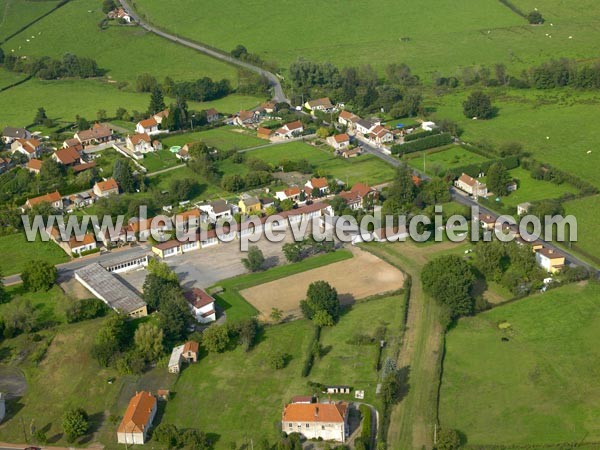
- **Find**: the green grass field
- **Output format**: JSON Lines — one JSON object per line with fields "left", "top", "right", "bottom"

{"left": 163, "top": 293, "right": 404, "bottom": 448}
{"left": 249, "top": 142, "right": 397, "bottom": 186}
{"left": 440, "top": 281, "right": 600, "bottom": 446}
{"left": 432, "top": 89, "right": 600, "bottom": 189}
{"left": 161, "top": 126, "right": 266, "bottom": 151}
{"left": 0, "top": 233, "right": 70, "bottom": 276}
{"left": 211, "top": 249, "right": 353, "bottom": 322}
{"left": 135, "top": 0, "right": 600, "bottom": 75}
{"left": 0, "top": 0, "right": 61, "bottom": 41}
{"left": 140, "top": 149, "right": 181, "bottom": 172}
{"left": 563, "top": 195, "right": 600, "bottom": 262}
{"left": 0, "top": 68, "right": 26, "bottom": 89}
{"left": 496, "top": 167, "right": 577, "bottom": 208}
{"left": 405, "top": 145, "right": 490, "bottom": 175}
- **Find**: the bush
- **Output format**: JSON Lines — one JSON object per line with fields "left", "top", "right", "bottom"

{"left": 403, "top": 128, "right": 441, "bottom": 142}
{"left": 359, "top": 404, "right": 372, "bottom": 444}
{"left": 65, "top": 298, "right": 108, "bottom": 323}
{"left": 268, "top": 350, "right": 289, "bottom": 370}
{"left": 301, "top": 326, "right": 321, "bottom": 377}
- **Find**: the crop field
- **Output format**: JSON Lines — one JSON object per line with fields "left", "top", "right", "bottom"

{"left": 404, "top": 145, "right": 490, "bottom": 175}
{"left": 239, "top": 247, "right": 404, "bottom": 320}
{"left": 135, "top": 0, "right": 600, "bottom": 75}
{"left": 0, "top": 233, "right": 70, "bottom": 276}
{"left": 162, "top": 293, "right": 404, "bottom": 448}
{"left": 160, "top": 126, "right": 265, "bottom": 151}
{"left": 432, "top": 89, "right": 600, "bottom": 189}
{"left": 439, "top": 281, "right": 600, "bottom": 446}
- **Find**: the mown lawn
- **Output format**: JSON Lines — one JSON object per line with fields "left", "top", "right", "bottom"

{"left": 440, "top": 281, "right": 600, "bottom": 446}
{"left": 163, "top": 292, "right": 403, "bottom": 448}
{"left": 562, "top": 194, "right": 600, "bottom": 263}
{"left": 404, "top": 145, "right": 490, "bottom": 175}
{"left": 211, "top": 249, "right": 353, "bottom": 322}
{"left": 160, "top": 126, "right": 265, "bottom": 151}
{"left": 0, "top": 233, "right": 69, "bottom": 276}
{"left": 141, "top": 149, "right": 181, "bottom": 173}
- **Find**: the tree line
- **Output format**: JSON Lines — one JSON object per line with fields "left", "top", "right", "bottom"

{"left": 2, "top": 52, "right": 103, "bottom": 80}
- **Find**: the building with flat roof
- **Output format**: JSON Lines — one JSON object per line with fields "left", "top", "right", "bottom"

{"left": 75, "top": 263, "right": 147, "bottom": 317}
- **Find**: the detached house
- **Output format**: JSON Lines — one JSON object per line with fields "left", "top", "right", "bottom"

{"left": 238, "top": 196, "right": 261, "bottom": 215}
{"left": 356, "top": 119, "right": 377, "bottom": 135}
{"left": 152, "top": 109, "right": 169, "bottom": 126}
{"left": 338, "top": 183, "right": 378, "bottom": 211}
{"left": 368, "top": 125, "right": 394, "bottom": 144}
{"left": 257, "top": 127, "right": 273, "bottom": 140}
{"left": 305, "top": 97, "right": 334, "bottom": 113}
{"left": 117, "top": 391, "right": 157, "bottom": 445}
{"left": 75, "top": 124, "right": 113, "bottom": 147}
{"left": 168, "top": 341, "right": 199, "bottom": 373}
{"left": 11, "top": 138, "right": 41, "bottom": 160}
{"left": 24, "top": 191, "right": 62, "bottom": 211}
{"left": 534, "top": 246, "right": 565, "bottom": 273}
{"left": 282, "top": 402, "right": 349, "bottom": 443}
{"left": 275, "top": 120, "right": 303, "bottom": 139}
{"left": 185, "top": 288, "right": 217, "bottom": 323}
{"left": 234, "top": 110, "right": 260, "bottom": 127}
{"left": 305, "top": 177, "right": 329, "bottom": 196}
{"left": 204, "top": 108, "right": 219, "bottom": 123}
{"left": 327, "top": 133, "right": 350, "bottom": 150}
{"left": 136, "top": 118, "right": 159, "bottom": 135}
{"left": 2, "top": 127, "right": 30, "bottom": 144}
{"left": 93, "top": 178, "right": 120, "bottom": 198}
{"left": 455, "top": 173, "right": 488, "bottom": 199}
{"left": 338, "top": 111, "right": 360, "bottom": 130}
{"left": 199, "top": 199, "right": 234, "bottom": 222}
{"left": 52, "top": 147, "right": 81, "bottom": 166}
{"left": 127, "top": 133, "right": 153, "bottom": 153}
{"left": 275, "top": 186, "right": 301, "bottom": 202}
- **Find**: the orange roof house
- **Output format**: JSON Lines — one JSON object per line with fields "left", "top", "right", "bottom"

{"left": 24, "top": 190, "right": 62, "bottom": 210}
{"left": 117, "top": 391, "right": 157, "bottom": 444}
{"left": 282, "top": 402, "right": 348, "bottom": 442}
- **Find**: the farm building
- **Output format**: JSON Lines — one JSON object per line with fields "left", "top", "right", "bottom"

{"left": 168, "top": 341, "right": 199, "bottom": 373}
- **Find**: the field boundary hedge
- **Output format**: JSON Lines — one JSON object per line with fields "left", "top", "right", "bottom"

{"left": 0, "top": 0, "right": 71, "bottom": 45}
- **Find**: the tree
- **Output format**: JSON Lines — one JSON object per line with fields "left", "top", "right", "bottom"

{"left": 316, "top": 127, "right": 330, "bottom": 139}
{"left": 96, "top": 109, "right": 107, "bottom": 121}
{"left": 134, "top": 323, "right": 164, "bottom": 362}
{"left": 76, "top": 116, "right": 90, "bottom": 131}
{"left": 115, "top": 107, "right": 129, "bottom": 121}
{"left": 91, "top": 313, "right": 127, "bottom": 366}
{"left": 33, "top": 107, "right": 47, "bottom": 125}
{"left": 0, "top": 270, "right": 8, "bottom": 304}
{"left": 21, "top": 260, "right": 57, "bottom": 292}
{"left": 474, "top": 240, "right": 507, "bottom": 282}
{"left": 270, "top": 307, "right": 283, "bottom": 323}
{"left": 112, "top": 158, "right": 137, "bottom": 193}
{"left": 269, "top": 350, "right": 288, "bottom": 369}
{"left": 421, "top": 255, "right": 475, "bottom": 319}
{"left": 136, "top": 73, "right": 158, "bottom": 92}
{"left": 435, "top": 428, "right": 462, "bottom": 450}
{"left": 202, "top": 324, "right": 230, "bottom": 353}
{"left": 62, "top": 407, "right": 89, "bottom": 442}
{"left": 463, "top": 91, "right": 493, "bottom": 119}
{"left": 158, "top": 288, "right": 192, "bottom": 342}
{"left": 527, "top": 10, "right": 544, "bottom": 24}
{"left": 148, "top": 87, "right": 166, "bottom": 115}
{"left": 102, "top": 0, "right": 116, "bottom": 13}
{"left": 486, "top": 162, "right": 509, "bottom": 196}
{"left": 235, "top": 317, "right": 259, "bottom": 351}
{"left": 142, "top": 273, "right": 179, "bottom": 311}
{"left": 300, "top": 280, "right": 340, "bottom": 321}
{"left": 153, "top": 423, "right": 179, "bottom": 448}
{"left": 221, "top": 173, "right": 245, "bottom": 192}
{"left": 242, "top": 245, "right": 265, "bottom": 272}
{"left": 312, "top": 310, "right": 334, "bottom": 327}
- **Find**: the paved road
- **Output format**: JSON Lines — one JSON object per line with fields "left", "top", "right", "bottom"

{"left": 358, "top": 140, "right": 600, "bottom": 275}
{"left": 117, "top": 0, "right": 289, "bottom": 104}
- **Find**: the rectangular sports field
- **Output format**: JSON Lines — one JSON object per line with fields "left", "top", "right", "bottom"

{"left": 439, "top": 281, "right": 600, "bottom": 446}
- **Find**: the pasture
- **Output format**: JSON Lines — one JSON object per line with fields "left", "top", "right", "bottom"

{"left": 432, "top": 89, "right": 600, "bottom": 189}
{"left": 439, "top": 281, "right": 600, "bottom": 446}
{"left": 0, "top": 233, "right": 69, "bottom": 276}
{"left": 0, "top": 0, "right": 60, "bottom": 41}
{"left": 162, "top": 293, "right": 404, "bottom": 448}
{"left": 404, "top": 145, "right": 490, "bottom": 175}
{"left": 496, "top": 167, "right": 577, "bottom": 208}
{"left": 135, "top": 0, "right": 600, "bottom": 75}
{"left": 563, "top": 195, "right": 600, "bottom": 264}
{"left": 140, "top": 149, "right": 181, "bottom": 172}
{"left": 239, "top": 247, "right": 404, "bottom": 320}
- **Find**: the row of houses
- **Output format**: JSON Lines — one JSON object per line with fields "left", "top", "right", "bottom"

{"left": 338, "top": 111, "right": 395, "bottom": 146}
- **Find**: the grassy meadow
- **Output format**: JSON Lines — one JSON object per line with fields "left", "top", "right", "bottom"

{"left": 563, "top": 195, "right": 600, "bottom": 263}
{"left": 439, "top": 281, "right": 600, "bottom": 446}
{"left": 135, "top": 0, "right": 600, "bottom": 75}
{"left": 0, "top": 0, "right": 61, "bottom": 41}
{"left": 432, "top": 89, "right": 600, "bottom": 189}
{"left": 161, "top": 126, "right": 266, "bottom": 151}
{"left": 0, "top": 233, "right": 70, "bottom": 276}
{"left": 404, "top": 145, "right": 490, "bottom": 175}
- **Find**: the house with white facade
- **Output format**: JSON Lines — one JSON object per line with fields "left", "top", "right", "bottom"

{"left": 199, "top": 199, "right": 234, "bottom": 222}
{"left": 275, "top": 120, "right": 304, "bottom": 139}
{"left": 2, "top": 126, "right": 30, "bottom": 144}
{"left": 282, "top": 402, "right": 349, "bottom": 443}
{"left": 136, "top": 118, "right": 160, "bottom": 135}
{"left": 534, "top": 246, "right": 565, "bottom": 273}
{"left": 305, "top": 97, "right": 334, "bottom": 113}
{"left": 11, "top": 138, "right": 41, "bottom": 159}
{"left": 337, "top": 111, "right": 361, "bottom": 130}
{"left": 327, "top": 133, "right": 350, "bottom": 150}
{"left": 355, "top": 119, "right": 377, "bottom": 135}
{"left": 117, "top": 391, "right": 157, "bottom": 445}
{"left": 455, "top": 173, "right": 488, "bottom": 199}
{"left": 305, "top": 177, "right": 329, "bottom": 197}
{"left": 184, "top": 288, "right": 217, "bottom": 323}
{"left": 127, "top": 133, "right": 154, "bottom": 153}
{"left": 368, "top": 125, "right": 394, "bottom": 144}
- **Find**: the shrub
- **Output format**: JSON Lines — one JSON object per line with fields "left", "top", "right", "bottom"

{"left": 391, "top": 133, "right": 452, "bottom": 155}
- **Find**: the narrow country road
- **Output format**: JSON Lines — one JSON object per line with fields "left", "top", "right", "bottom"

{"left": 117, "top": 0, "right": 290, "bottom": 104}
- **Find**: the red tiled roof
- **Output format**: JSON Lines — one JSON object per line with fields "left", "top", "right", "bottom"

{"left": 54, "top": 147, "right": 81, "bottom": 165}
{"left": 282, "top": 402, "right": 347, "bottom": 423}
{"left": 184, "top": 288, "right": 215, "bottom": 309}
{"left": 138, "top": 118, "right": 158, "bottom": 129}
{"left": 129, "top": 133, "right": 151, "bottom": 145}
{"left": 117, "top": 391, "right": 156, "bottom": 434}
{"left": 27, "top": 190, "right": 61, "bottom": 207}
{"left": 311, "top": 177, "right": 328, "bottom": 189}
{"left": 333, "top": 133, "right": 349, "bottom": 143}
{"left": 183, "top": 341, "right": 199, "bottom": 354}
{"left": 95, "top": 178, "right": 119, "bottom": 193}
{"left": 27, "top": 159, "right": 43, "bottom": 172}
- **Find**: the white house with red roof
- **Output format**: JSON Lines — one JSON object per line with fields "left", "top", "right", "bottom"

{"left": 305, "top": 177, "right": 329, "bottom": 196}
{"left": 52, "top": 147, "right": 82, "bottom": 166}
{"left": 136, "top": 118, "right": 159, "bottom": 135}
{"left": 455, "top": 173, "right": 488, "bottom": 199}
{"left": 117, "top": 391, "right": 157, "bottom": 444}
{"left": 127, "top": 133, "right": 153, "bottom": 153}
{"left": 184, "top": 288, "right": 216, "bottom": 323}
{"left": 327, "top": 133, "right": 350, "bottom": 150}
{"left": 275, "top": 186, "right": 302, "bottom": 202}
{"left": 275, "top": 121, "right": 304, "bottom": 139}
{"left": 368, "top": 125, "right": 394, "bottom": 144}
{"left": 282, "top": 402, "right": 349, "bottom": 442}
{"left": 11, "top": 138, "right": 41, "bottom": 160}
{"left": 93, "top": 178, "right": 120, "bottom": 198}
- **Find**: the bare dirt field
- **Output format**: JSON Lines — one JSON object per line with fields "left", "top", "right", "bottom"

{"left": 240, "top": 247, "right": 404, "bottom": 319}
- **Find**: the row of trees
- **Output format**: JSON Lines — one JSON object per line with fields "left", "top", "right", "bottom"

{"left": 3, "top": 52, "right": 103, "bottom": 80}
